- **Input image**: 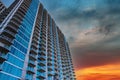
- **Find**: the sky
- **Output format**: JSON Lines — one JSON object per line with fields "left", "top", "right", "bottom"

{"left": 40, "top": 0, "right": 120, "bottom": 79}
{"left": 2, "top": 0, "right": 120, "bottom": 80}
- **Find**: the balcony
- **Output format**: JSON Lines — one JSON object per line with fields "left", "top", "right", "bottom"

{"left": 0, "top": 63, "right": 3, "bottom": 71}
{"left": 35, "top": 25, "right": 40, "bottom": 30}
{"left": 37, "top": 66, "right": 46, "bottom": 72}
{"left": 30, "top": 47, "right": 37, "bottom": 55}
{"left": 42, "top": 27, "right": 46, "bottom": 32}
{"left": 0, "top": 35, "right": 13, "bottom": 44}
{"left": 27, "top": 67, "right": 35, "bottom": 74}
{"left": 41, "top": 30, "right": 46, "bottom": 35}
{"left": 12, "top": 16, "right": 21, "bottom": 25}
{"left": 38, "top": 63, "right": 45, "bottom": 66}
{"left": 47, "top": 53, "right": 52, "bottom": 57}
{"left": 16, "top": 11, "right": 24, "bottom": 19}
{"left": 0, "top": 42, "right": 10, "bottom": 52}
{"left": 48, "top": 71, "right": 53, "bottom": 76}
{"left": 40, "top": 46, "right": 46, "bottom": 51}
{"left": 14, "top": 13, "right": 23, "bottom": 21}
{"left": 41, "top": 31, "right": 46, "bottom": 37}
{"left": 7, "top": 25, "right": 18, "bottom": 33}
{"left": 54, "top": 61, "right": 58, "bottom": 66}
{"left": 54, "top": 56, "right": 57, "bottom": 61}
{"left": 10, "top": 20, "right": 20, "bottom": 28}
{"left": 48, "top": 41, "right": 52, "bottom": 45}
{"left": 40, "top": 42, "right": 46, "bottom": 47}
{"left": 34, "top": 32, "right": 39, "bottom": 38}
{"left": 47, "top": 57, "right": 52, "bottom": 61}
{"left": 33, "top": 35, "right": 39, "bottom": 41}
{"left": 41, "top": 39, "right": 46, "bottom": 44}
{"left": 28, "top": 60, "right": 35, "bottom": 67}
{"left": 47, "top": 48, "right": 52, "bottom": 53}
{"left": 31, "top": 43, "right": 38, "bottom": 49}
{"left": 38, "top": 60, "right": 46, "bottom": 66}
{"left": 3, "top": 29, "right": 16, "bottom": 38}
{"left": 48, "top": 66, "right": 53, "bottom": 71}
{"left": 55, "top": 68, "right": 58, "bottom": 72}
{"left": 29, "top": 53, "right": 36, "bottom": 60}
{"left": 34, "top": 28, "right": 40, "bottom": 34}
{"left": 48, "top": 37, "right": 52, "bottom": 42}
{"left": 0, "top": 52, "right": 7, "bottom": 63}
{"left": 32, "top": 38, "right": 38, "bottom": 45}
{"left": 38, "top": 56, "right": 46, "bottom": 61}
{"left": 48, "top": 44, "right": 52, "bottom": 49}
{"left": 19, "top": 7, "right": 26, "bottom": 16}
{"left": 47, "top": 61, "right": 52, "bottom": 66}
{"left": 37, "top": 73, "right": 46, "bottom": 79}
{"left": 41, "top": 36, "right": 46, "bottom": 41}
{"left": 38, "top": 50, "right": 46, "bottom": 56}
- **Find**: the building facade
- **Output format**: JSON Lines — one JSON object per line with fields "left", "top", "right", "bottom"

{"left": 0, "top": 0, "right": 75, "bottom": 80}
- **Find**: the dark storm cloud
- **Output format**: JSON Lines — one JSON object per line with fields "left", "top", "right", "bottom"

{"left": 72, "top": 48, "right": 120, "bottom": 69}
{"left": 71, "top": 33, "right": 120, "bottom": 69}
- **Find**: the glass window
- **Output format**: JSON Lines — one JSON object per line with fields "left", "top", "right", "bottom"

{"left": 7, "top": 54, "right": 24, "bottom": 68}
{"left": 10, "top": 46, "right": 25, "bottom": 60}
{"left": 3, "top": 62, "right": 22, "bottom": 77}
{"left": 0, "top": 73, "right": 19, "bottom": 80}
{"left": 15, "top": 34, "right": 28, "bottom": 48}
{"left": 13, "top": 40, "right": 27, "bottom": 53}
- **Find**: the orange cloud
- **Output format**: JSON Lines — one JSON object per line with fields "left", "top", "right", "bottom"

{"left": 75, "top": 63, "right": 120, "bottom": 80}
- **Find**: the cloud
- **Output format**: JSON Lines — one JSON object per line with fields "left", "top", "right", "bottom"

{"left": 40, "top": 0, "right": 120, "bottom": 70}
{"left": 73, "top": 50, "right": 120, "bottom": 69}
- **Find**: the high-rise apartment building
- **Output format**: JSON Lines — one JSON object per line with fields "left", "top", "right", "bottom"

{"left": 0, "top": 0, "right": 75, "bottom": 80}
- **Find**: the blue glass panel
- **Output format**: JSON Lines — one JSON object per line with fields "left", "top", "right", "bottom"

{"left": 0, "top": 73, "right": 19, "bottom": 80}
{"left": 15, "top": 34, "right": 28, "bottom": 48}
{"left": 2, "top": 62, "right": 22, "bottom": 77}
{"left": 10, "top": 46, "right": 25, "bottom": 60}
{"left": 13, "top": 40, "right": 27, "bottom": 53}
{"left": 7, "top": 54, "right": 24, "bottom": 68}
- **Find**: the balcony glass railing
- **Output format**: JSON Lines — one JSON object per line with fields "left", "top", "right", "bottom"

{"left": 48, "top": 60, "right": 52, "bottom": 64}
{"left": 4, "top": 29, "right": 15, "bottom": 37}
{"left": 37, "top": 73, "right": 46, "bottom": 78}
{"left": 38, "top": 60, "right": 46, "bottom": 64}
{"left": 28, "top": 60, "right": 35, "bottom": 65}
{"left": 10, "top": 20, "right": 19, "bottom": 27}
{"left": 0, "top": 63, "right": 3, "bottom": 71}
{"left": 38, "top": 56, "right": 46, "bottom": 60}
{"left": 38, "top": 51, "right": 46, "bottom": 56}
{"left": 8, "top": 25, "right": 18, "bottom": 32}
{"left": 0, "top": 52, "right": 7, "bottom": 59}
{"left": 37, "top": 66, "right": 46, "bottom": 71}
{"left": 41, "top": 40, "right": 46, "bottom": 44}
{"left": 30, "top": 47, "right": 37, "bottom": 54}
{"left": 41, "top": 46, "right": 46, "bottom": 51}
{"left": 0, "top": 35, "right": 13, "bottom": 43}
{"left": 0, "top": 42, "right": 10, "bottom": 51}
{"left": 47, "top": 53, "right": 52, "bottom": 57}
{"left": 27, "top": 67, "right": 35, "bottom": 72}
{"left": 29, "top": 53, "right": 36, "bottom": 59}
{"left": 31, "top": 42, "right": 37, "bottom": 47}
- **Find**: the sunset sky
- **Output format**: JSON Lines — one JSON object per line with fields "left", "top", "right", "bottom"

{"left": 2, "top": 0, "right": 120, "bottom": 80}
